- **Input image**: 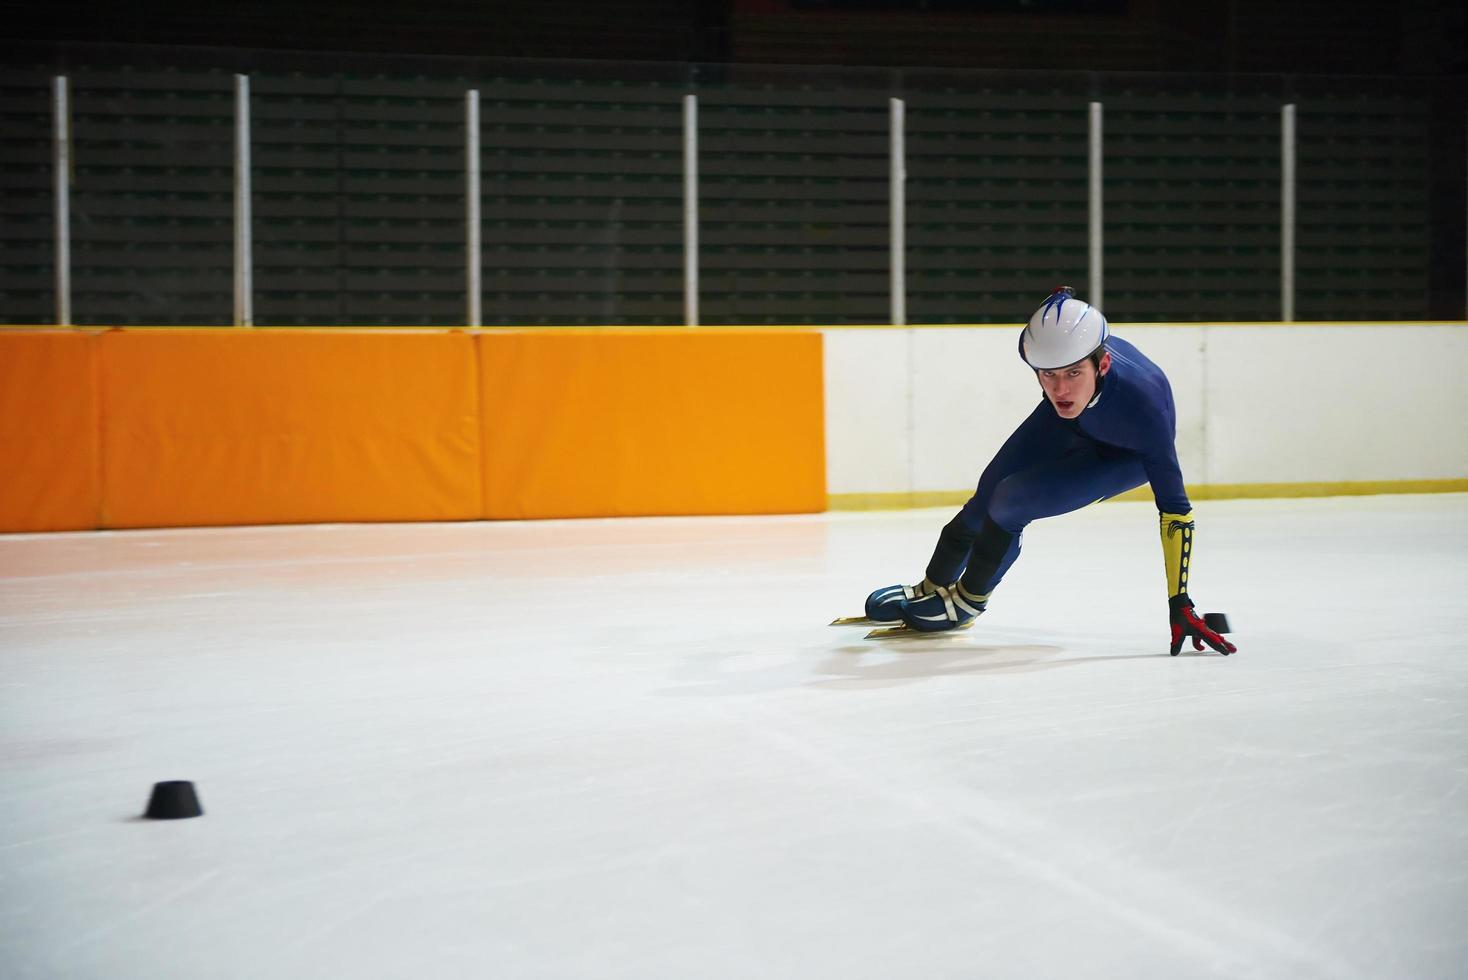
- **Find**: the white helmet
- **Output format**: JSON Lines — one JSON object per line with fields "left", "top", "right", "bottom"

{"left": 1018, "top": 286, "right": 1109, "bottom": 370}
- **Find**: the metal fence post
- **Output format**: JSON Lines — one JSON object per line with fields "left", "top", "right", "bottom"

{"left": 53, "top": 76, "right": 71, "bottom": 326}
{"left": 1281, "top": 102, "right": 1296, "bottom": 323}
{"left": 683, "top": 93, "right": 698, "bottom": 327}
{"left": 234, "top": 74, "right": 253, "bottom": 327}
{"left": 890, "top": 97, "right": 906, "bottom": 327}
{"left": 466, "top": 89, "right": 482, "bottom": 328}
{"left": 1088, "top": 100, "right": 1103, "bottom": 310}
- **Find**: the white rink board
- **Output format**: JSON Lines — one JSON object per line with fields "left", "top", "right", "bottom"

{"left": 820, "top": 328, "right": 913, "bottom": 494}
{"left": 1205, "top": 324, "right": 1467, "bottom": 483}
{"left": 823, "top": 323, "right": 1468, "bottom": 496}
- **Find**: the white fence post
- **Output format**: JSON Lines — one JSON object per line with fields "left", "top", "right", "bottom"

{"left": 1088, "top": 100, "right": 1103, "bottom": 309}
{"left": 53, "top": 76, "right": 71, "bottom": 326}
{"left": 1281, "top": 102, "right": 1297, "bottom": 323}
{"left": 683, "top": 93, "right": 698, "bottom": 327}
{"left": 890, "top": 97, "right": 906, "bottom": 327}
{"left": 466, "top": 89, "right": 482, "bottom": 328}
{"left": 234, "top": 74, "right": 253, "bottom": 327}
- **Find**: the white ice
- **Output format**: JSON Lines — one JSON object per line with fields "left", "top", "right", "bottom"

{"left": 2, "top": 494, "right": 1467, "bottom": 979}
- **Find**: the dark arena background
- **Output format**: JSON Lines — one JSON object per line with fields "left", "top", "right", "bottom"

{"left": 1, "top": 0, "right": 1464, "bottom": 325}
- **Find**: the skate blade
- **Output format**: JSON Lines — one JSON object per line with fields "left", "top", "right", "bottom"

{"left": 830, "top": 615, "right": 891, "bottom": 627}
{"left": 864, "top": 620, "right": 976, "bottom": 640}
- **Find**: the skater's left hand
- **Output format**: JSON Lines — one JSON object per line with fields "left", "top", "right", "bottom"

{"left": 1169, "top": 594, "right": 1235, "bottom": 656}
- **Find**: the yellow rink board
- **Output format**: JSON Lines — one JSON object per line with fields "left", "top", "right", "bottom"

{"left": 828, "top": 480, "right": 1468, "bottom": 511}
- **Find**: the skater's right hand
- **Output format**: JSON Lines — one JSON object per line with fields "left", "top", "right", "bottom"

{"left": 1168, "top": 594, "right": 1235, "bottom": 656}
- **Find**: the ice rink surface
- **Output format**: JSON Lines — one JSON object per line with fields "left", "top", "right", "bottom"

{"left": 2, "top": 494, "right": 1467, "bottom": 979}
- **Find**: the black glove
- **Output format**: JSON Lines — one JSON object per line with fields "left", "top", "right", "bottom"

{"left": 1169, "top": 594, "right": 1235, "bottom": 656}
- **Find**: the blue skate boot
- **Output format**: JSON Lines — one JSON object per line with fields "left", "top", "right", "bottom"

{"left": 899, "top": 581, "right": 989, "bottom": 632}
{"left": 863, "top": 580, "right": 935, "bottom": 624}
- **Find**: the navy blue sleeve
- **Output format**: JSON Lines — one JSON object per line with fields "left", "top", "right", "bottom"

{"left": 1080, "top": 337, "right": 1192, "bottom": 514}
{"left": 1139, "top": 428, "right": 1191, "bottom": 515}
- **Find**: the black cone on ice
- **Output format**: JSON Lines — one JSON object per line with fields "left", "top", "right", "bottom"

{"left": 144, "top": 780, "right": 203, "bottom": 819}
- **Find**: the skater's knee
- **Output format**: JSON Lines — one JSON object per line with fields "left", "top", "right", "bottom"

{"left": 956, "top": 495, "right": 989, "bottom": 535}
{"left": 987, "top": 477, "right": 1035, "bottom": 533}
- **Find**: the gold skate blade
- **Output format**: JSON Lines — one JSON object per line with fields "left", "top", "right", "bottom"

{"left": 864, "top": 619, "right": 977, "bottom": 640}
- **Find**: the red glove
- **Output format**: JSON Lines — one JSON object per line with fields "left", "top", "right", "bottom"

{"left": 1169, "top": 594, "right": 1235, "bottom": 656}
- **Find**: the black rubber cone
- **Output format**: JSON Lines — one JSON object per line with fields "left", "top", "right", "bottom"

{"left": 144, "top": 781, "right": 203, "bottom": 819}
{"left": 1203, "top": 613, "right": 1231, "bottom": 635}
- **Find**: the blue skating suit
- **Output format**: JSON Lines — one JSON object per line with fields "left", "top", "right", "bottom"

{"left": 927, "top": 334, "right": 1191, "bottom": 595}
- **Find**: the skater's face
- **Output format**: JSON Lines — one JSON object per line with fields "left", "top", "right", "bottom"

{"left": 1038, "top": 351, "right": 1111, "bottom": 419}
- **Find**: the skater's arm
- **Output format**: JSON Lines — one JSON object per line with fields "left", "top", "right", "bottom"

{"left": 1143, "top": 416, "right": 1231, "bottom": 654}
{"left": 1158, "top": 511, "right": 1235, "bottom": 655}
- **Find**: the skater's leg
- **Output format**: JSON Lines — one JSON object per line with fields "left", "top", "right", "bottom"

{"left": 957, "top": 449, "right": 1147, "bottom": 596}
{"left": 927, "top": 403, "right": 1078, "bottom": 585}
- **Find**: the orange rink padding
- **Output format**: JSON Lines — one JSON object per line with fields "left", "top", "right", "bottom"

{"left": 0, "top": 331, "right": 102, "bottom": 532}
{"left": 99, "top": 330, "right": 483, "bottom": 529}
{"left": 477, "top": 330, "right": 826, "bottom": 519}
